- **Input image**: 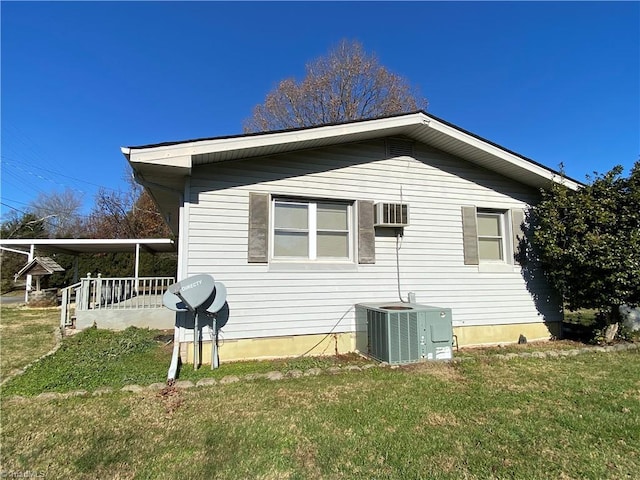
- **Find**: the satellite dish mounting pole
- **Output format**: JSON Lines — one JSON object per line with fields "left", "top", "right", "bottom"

{"left": 168, "top": 286, "right": 202, "bottom": 370}
{"left": 194, "top": 308, "right": 200, "bottom": 369}
{"left": 211, "top": 317, "right": 219, "bottom": 369}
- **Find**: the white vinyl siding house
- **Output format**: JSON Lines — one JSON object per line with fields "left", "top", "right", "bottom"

{"left": 182, "top": 141, "right": 550, "bottom": 343}
{"left": 124, "top": 112, "right": 580, "bottom": 359}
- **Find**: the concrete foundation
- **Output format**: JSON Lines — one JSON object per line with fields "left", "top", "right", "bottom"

{"left": 76, "top": 309, "right": 176, "bottom": 331}
{"left": 179, "top": 320, "right": 560, "bottom": 364}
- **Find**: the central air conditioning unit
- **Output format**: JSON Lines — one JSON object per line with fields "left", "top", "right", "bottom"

{"left": 374, "top": 203, "right": 409, "bottom": 227}
{"left": 356, "top": 302, "right": 453, "bottom": 364}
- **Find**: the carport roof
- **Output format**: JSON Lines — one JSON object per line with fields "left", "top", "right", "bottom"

{"left": 0, "top": 238, "right": 175, "bottom": 256}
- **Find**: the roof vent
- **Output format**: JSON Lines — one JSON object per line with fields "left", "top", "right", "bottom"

{"left": 386, "top": 139, "right": 414, "bottom": 158}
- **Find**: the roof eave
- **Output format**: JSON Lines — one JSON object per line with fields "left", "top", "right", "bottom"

{"left": 123, "top": 111, "right": 581, "bottom": 192}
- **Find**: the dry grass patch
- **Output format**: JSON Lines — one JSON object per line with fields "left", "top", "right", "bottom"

{"left": 402, "top": 359, "right": 466, "bottom": 383}
{"left": 0, "top": 306, "right": 59, "bottom": 380}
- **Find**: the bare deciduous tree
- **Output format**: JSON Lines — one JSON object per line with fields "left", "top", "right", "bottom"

{"left": 87, "top": 178, "right": 171, "bottom": 239}
{"left": 29, "top": 188, "right": 84, "bottom": 238}
{"left": 243, "top": 40, "right": 427, "bottom": 132}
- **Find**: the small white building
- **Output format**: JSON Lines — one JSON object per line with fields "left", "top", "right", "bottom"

{"left": 122, "top": 111, "right": 580, "bottom": 362}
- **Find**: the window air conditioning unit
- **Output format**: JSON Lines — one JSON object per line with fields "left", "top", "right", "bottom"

{"left": 374, "top": 203, "right": 409, "bottom": 227}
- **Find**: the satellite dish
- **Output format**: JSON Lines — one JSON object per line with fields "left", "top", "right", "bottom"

{"left": 163, "top": 274, "right": 215, "bottom": 311}
{"left": 162, "top": 291, "right": 187, "bottom": 312}
{"left": 163, "top": 274, "right": 229, "bottom": 373}
{"left": 214, "top": 302, "right": 229, "bottom": 330}
{"left": 205, "top": 282, "right": 227, "bottom": 314}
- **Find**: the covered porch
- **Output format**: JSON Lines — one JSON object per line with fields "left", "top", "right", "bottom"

{"left": 0, "top": 238, "right": 177, "bottom": 332}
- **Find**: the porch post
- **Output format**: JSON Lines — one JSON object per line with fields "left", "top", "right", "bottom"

{"left": 134, "top": 243, "right": 140, "bottom": 294}
{"left": 25, "top": 244, "right": 35, "bottom": 302}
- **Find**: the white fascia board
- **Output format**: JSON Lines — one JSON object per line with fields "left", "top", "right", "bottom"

{"left": 0, "top": 238, "right": 172, "bottom": 245}
{"left": 0, "top": 239, "right": 175, "bottom": 248}
{"left": 126, "top": 148, "right": 192, "bottom": 171}
{"left": 424, "top": 117, "right": 580, "bottom": 191}
{"left": 122, "top": 113, "right": 428, "bottom": 164}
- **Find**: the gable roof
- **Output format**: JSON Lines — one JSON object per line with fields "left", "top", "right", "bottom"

{"left": 16, "top": 256, "right": 65, "bottom": 278}
{"left": 122, "top": 111, "right": 582, "bottom": 233}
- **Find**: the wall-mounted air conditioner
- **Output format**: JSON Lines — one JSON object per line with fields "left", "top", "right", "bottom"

{"left": 374, "top": 203, "right": 409, "bottom": 227}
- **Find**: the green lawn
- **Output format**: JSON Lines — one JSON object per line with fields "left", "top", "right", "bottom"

{"left": 1, "top": 306, "right": 639, "bottom": 479}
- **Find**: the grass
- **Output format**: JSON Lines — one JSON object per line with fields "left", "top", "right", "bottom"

{"left": 0, "top": 321, "right": 372, "bottom": 397}
{"left": 1, "top": 325, "right": 173, "bottom": 396}
{"left": 2, "top": 352, "right": 639, "bottom": 479}
{"left": 0, "top": 306, "right": 59, "bottom": 381}
{"left": 1, "top": 305, "right": 639, "bottom": 478}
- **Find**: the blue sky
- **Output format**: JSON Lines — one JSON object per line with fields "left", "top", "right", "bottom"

{"left": 1, "top": 1, "right": 638, "bottom": 219}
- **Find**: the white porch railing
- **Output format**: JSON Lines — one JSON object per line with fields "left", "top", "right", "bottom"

{"left": 60, "top": 276, "right": 174, "bottom": 329}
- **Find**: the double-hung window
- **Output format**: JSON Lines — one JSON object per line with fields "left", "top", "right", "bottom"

{"left": 476, "top": 209, "right": 507, "bottom": 262}
{"left": 462, "top": 205, "right": 525, "bottom": 267}
{"left": 273, "top": 199, "right": 351, "bottom": 261}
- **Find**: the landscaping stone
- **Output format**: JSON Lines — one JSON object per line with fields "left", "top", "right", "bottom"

{"left": 361, "top": 364, "right": 376, "bottom": 370}
{"left": 344, "top": 365, "right": 362, "bottom": 372}
{"left": 457, "top": 356, "right": 476, "bottom": 362}
{"left": 196, "top": 378, "right": 218, "bottom": 387}
{"left": 66, "top": 390, "right": 88, "bottom": 398}
{"left": 37, "top": 392, "right": 61, "bottom": 400}
{"left": 92, "top": 387, "right": 114, "bottom": 396}
{"left": 286, "top": 369, "right": 303, "bottom": 378}
{"left": 304, "top": 368, "right": 323, "bottom": 376}
{"left": 265, "top": 371, "right": 284, "bottom": 381}
{"left": 219, "top": 375, "right": 240, "bottom": 384}
{"left": 327, "top": 367, "right": 342, "bottom": 374}
{"left": 244, "top": 373, "right": 266, "bottom": 381}
{"left": 174, "top": 380, "right": 195, "bottom": 389}
{"left": 121, "top": 384, "right": 145, "bottom": 393}
{"left": 531, "top": 352, "right": 547, "bottom": 358}
{"left": 505, "top": 353, "right": 520, "bottom": 360}
{"left": 147, "top": 383, "right": 167, "bottom": 391}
